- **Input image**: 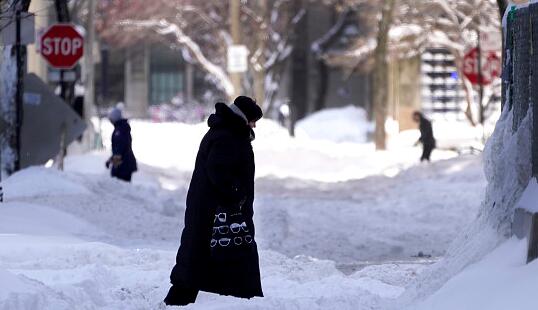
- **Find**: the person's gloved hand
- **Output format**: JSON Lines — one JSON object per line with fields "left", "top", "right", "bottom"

{"left": 111, "top": 155, "right": 123, "bottom": 168}
{"left": 105, "top": 158, "right": 111, "bottom": 169}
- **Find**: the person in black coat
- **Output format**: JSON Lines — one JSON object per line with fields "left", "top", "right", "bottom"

{"left": 106, "top": 108, "right": 138, "bottom": 182}
{"left": 413, "top": 111, "right": 436, "bottom": 162}
{"left": 164, "top": 96, "right": 264, "bottom": 306}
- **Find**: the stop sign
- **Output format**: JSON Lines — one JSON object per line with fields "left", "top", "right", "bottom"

{"left": 40, "top": 24, "right": 84, "bottom": 69}
{"left": 462, "top": 47, "right": 501, "bottom": 86}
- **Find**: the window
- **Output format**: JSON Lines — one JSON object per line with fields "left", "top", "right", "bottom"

{"left": 149, "top": 45, "right": 184, "bottom": 105}
{"left": 150, "top": 71, "right": 183, "bottom": 105}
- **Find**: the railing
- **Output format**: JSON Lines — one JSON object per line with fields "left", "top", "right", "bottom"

{"left": 505, "top": 3, "right": 538, "bottom": 263}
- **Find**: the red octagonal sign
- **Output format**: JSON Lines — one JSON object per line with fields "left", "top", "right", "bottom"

{"left": 463, "top": 47, "right": 501, "bottom": 86}
{"left": 40, "top": 24, "right": 84, "bottom": 69}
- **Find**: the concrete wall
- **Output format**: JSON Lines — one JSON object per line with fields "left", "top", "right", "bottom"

{"left": 27, "top": 0, "right": 50, "bottom": 82}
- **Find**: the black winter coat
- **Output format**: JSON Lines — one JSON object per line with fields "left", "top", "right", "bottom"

{"left": 111, "top": 119, "right": 137, "bottom": 178}
{"left": 418, "top": 116, "right": 436, "bottom": 148}
{"left": 169, "top": 102, "right": 263, "bottom": 298}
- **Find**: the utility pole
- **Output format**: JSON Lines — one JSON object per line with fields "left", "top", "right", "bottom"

{"left": 229, "top": 0, "right": 241, "bottom": 100}
{"left": 14, "top": 7, "right": 23, "bottom": 172}
{"left": 55, "top": 0, "right": 71, "bottom": 103}
{"left": 477, "top": 29, "right": 484, "bottom": 126}
{"left": 54, "top": 0, "right": 72, "bottom": 170}
{"left": 84, "top": 0, "right": 96, "bottom": 119}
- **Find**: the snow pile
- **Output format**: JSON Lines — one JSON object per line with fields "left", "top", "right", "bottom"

{"left": 4, "top": 167, "right": 91, "bottom": 199}
{"left": 400, "top": 98, "right": 533, "bottom": 305}
{"left": 414, "top": 238, "right": 538, "bottom": 310}
{"left": 1, "top": 165, "right": 453, "bottom": 310}
{"left": 255, "top": 155, "right": 484, "bottom": 263}
{"left": 0, "top": 269, "right": 72, "bottom": 310}
{"left": 0, "top": 146, "right": 486, "bottom": 309}
{"left": 95, "top": 106, "right": 460, "bottom": 182}
{"left": 415, "top": 179, "right": 538, "bottom": 310}
{"left": 295, "top": 105, "right": 371, "bottom": 143}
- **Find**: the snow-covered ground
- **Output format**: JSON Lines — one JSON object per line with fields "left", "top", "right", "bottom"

{"left": 0, "top": 107, "right": 489, "bottom": 309}
{"left": 413, "top": 237, "right": 538, "bottom": 310}
{"left": 95, "top": 107, "right": 464, "bottom": 183}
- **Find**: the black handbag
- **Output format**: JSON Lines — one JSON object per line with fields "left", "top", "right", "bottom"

{"left": 210, "top": 204, "right": 255, "bottom": 261}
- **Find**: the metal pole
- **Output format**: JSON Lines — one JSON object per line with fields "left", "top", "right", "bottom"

{"left": 14, "top": 8, "right": 23, "bottom": 172}
{"left": 477, "top": 29, "right": 484, "bottom": 126}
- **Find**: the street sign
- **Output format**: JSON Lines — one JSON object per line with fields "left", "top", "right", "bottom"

{"left": 463, "top": 47, "right": 501, "bottom": 86}
{"left": 227, "top": 45, "right": 249, "bottom": 73}
{"left": 48, "top": 69, "right": 77, "bottom": 82}
{"left": 40, "top": 24, "right": 84, "bottom": 69}
{"left": 479, "top": 31, "right": 502, "bottom": 51}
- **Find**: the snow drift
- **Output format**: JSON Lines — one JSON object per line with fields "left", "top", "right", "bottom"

{"left": 400, "top": 2, "right": 537, "bottom": 304}
{"left": 295, "top": 105, "right": 371, "bottom": 143}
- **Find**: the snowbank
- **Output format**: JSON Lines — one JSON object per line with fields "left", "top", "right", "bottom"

{"left": 295, "top": 105, "right": 371, "bottom": 143}
{"left": 95, "top": 108, "right": 458, "bottom": 182}
{"left": 415, "top": 238, "right": 537, "bottom": 310}
{"left": 3, "top": 167, "right": 91, "bottom": 199}
{"left": 0, "top": 168, "right": 416, "bottom": 310}
{"left": 0, "top": 269, "right": 72, "bottom": 310}
{"left": 400, "top": 98, "right": 533, "bottom": 306}
{"left": 0, "top": 149, "right": 485, "bottom": 309}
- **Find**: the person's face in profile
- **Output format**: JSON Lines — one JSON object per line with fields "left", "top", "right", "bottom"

{"left": 412, "top": 113, "right": 420, "bottom": 123}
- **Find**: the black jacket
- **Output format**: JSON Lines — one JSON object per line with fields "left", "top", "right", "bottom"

{"left": 418, "top": 115, "right": 436, "bottom": 147}
{"left": 169, "top": 102, "right": 263, "bottom": 298}
{"left": 111, "top": 119, "right": 137, "bottom": 177}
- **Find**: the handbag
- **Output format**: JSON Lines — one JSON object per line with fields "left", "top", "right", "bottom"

{"left": 210, "top": 202, "right": 255, "bottom": 261}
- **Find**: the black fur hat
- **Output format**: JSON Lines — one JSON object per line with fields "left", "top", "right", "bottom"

{"left": 233, "top": 96, "right": 263, "bottom": 122}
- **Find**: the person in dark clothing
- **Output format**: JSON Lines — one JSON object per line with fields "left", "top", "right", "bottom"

{"left": 164, "top": 96, "right": 264, "bottom": 306}
{"left": 413, "top": 111, "right": 436, "bottom": 162}
{"left": 106, "top": 108, "right": 137, "bottom": 182}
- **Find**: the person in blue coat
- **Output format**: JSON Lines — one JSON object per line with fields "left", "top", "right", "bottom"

{"left": 106, "top": 108, "right": 137, "bottom": 182}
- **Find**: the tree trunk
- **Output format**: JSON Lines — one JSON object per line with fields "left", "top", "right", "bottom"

{"left": 373, "top": 0, "right": 396, "bottom": 150}
{"left": 290, "top": 0, "right": 309, "bottom": 136}
{"left": 81, "top": 0, "right": 98, "bottom": 151}
{"left": 313, "top": 59, "right": 328, "bottom": 112}
{"left": 253, "top": 0, "right": 267, "bottom": 107}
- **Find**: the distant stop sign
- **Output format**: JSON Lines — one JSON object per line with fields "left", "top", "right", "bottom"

{"left": 40, "top": 24, "right": 84, "bottom": 69}
{"left": 462, "top": 47, "right": 501, "bottom": 86}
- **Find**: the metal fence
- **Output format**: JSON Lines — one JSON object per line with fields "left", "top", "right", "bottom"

{"left": 503, "top": 3, "right": 538, "bottom": 176}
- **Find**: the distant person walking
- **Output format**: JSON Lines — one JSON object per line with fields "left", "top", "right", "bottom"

{"left": 412, "top": 111, "right": 436, "bottom": 162}
{"left": 164, "top": 96, "right": 264, "bottom": 306}
{"left": 106, "top": 107, "right": 137, "bottom": 182}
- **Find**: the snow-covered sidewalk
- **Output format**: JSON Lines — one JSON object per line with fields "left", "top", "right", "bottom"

{"left": 0, "top": 108, "right": 491, "bottom": 309}
{"left": 0, "top": 151, "right": 484, "bottom": 309}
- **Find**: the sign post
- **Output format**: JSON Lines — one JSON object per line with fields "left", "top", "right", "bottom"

{"left": 463, "top": 32, "right": 502, "bottom": 141}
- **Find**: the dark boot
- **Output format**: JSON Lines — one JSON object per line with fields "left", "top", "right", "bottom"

{"left": 164, "top": 285, "right": 199, "bottom": 306}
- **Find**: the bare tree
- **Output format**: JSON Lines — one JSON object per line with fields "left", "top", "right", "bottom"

{"left": 325, "top": 0, "right": 502, "bottom": 141}
{"left": 97, "top": 0, "right": 305, "bottom": 111}
{"left": 373, "top": 0, "right": 396, "bottom": 150}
